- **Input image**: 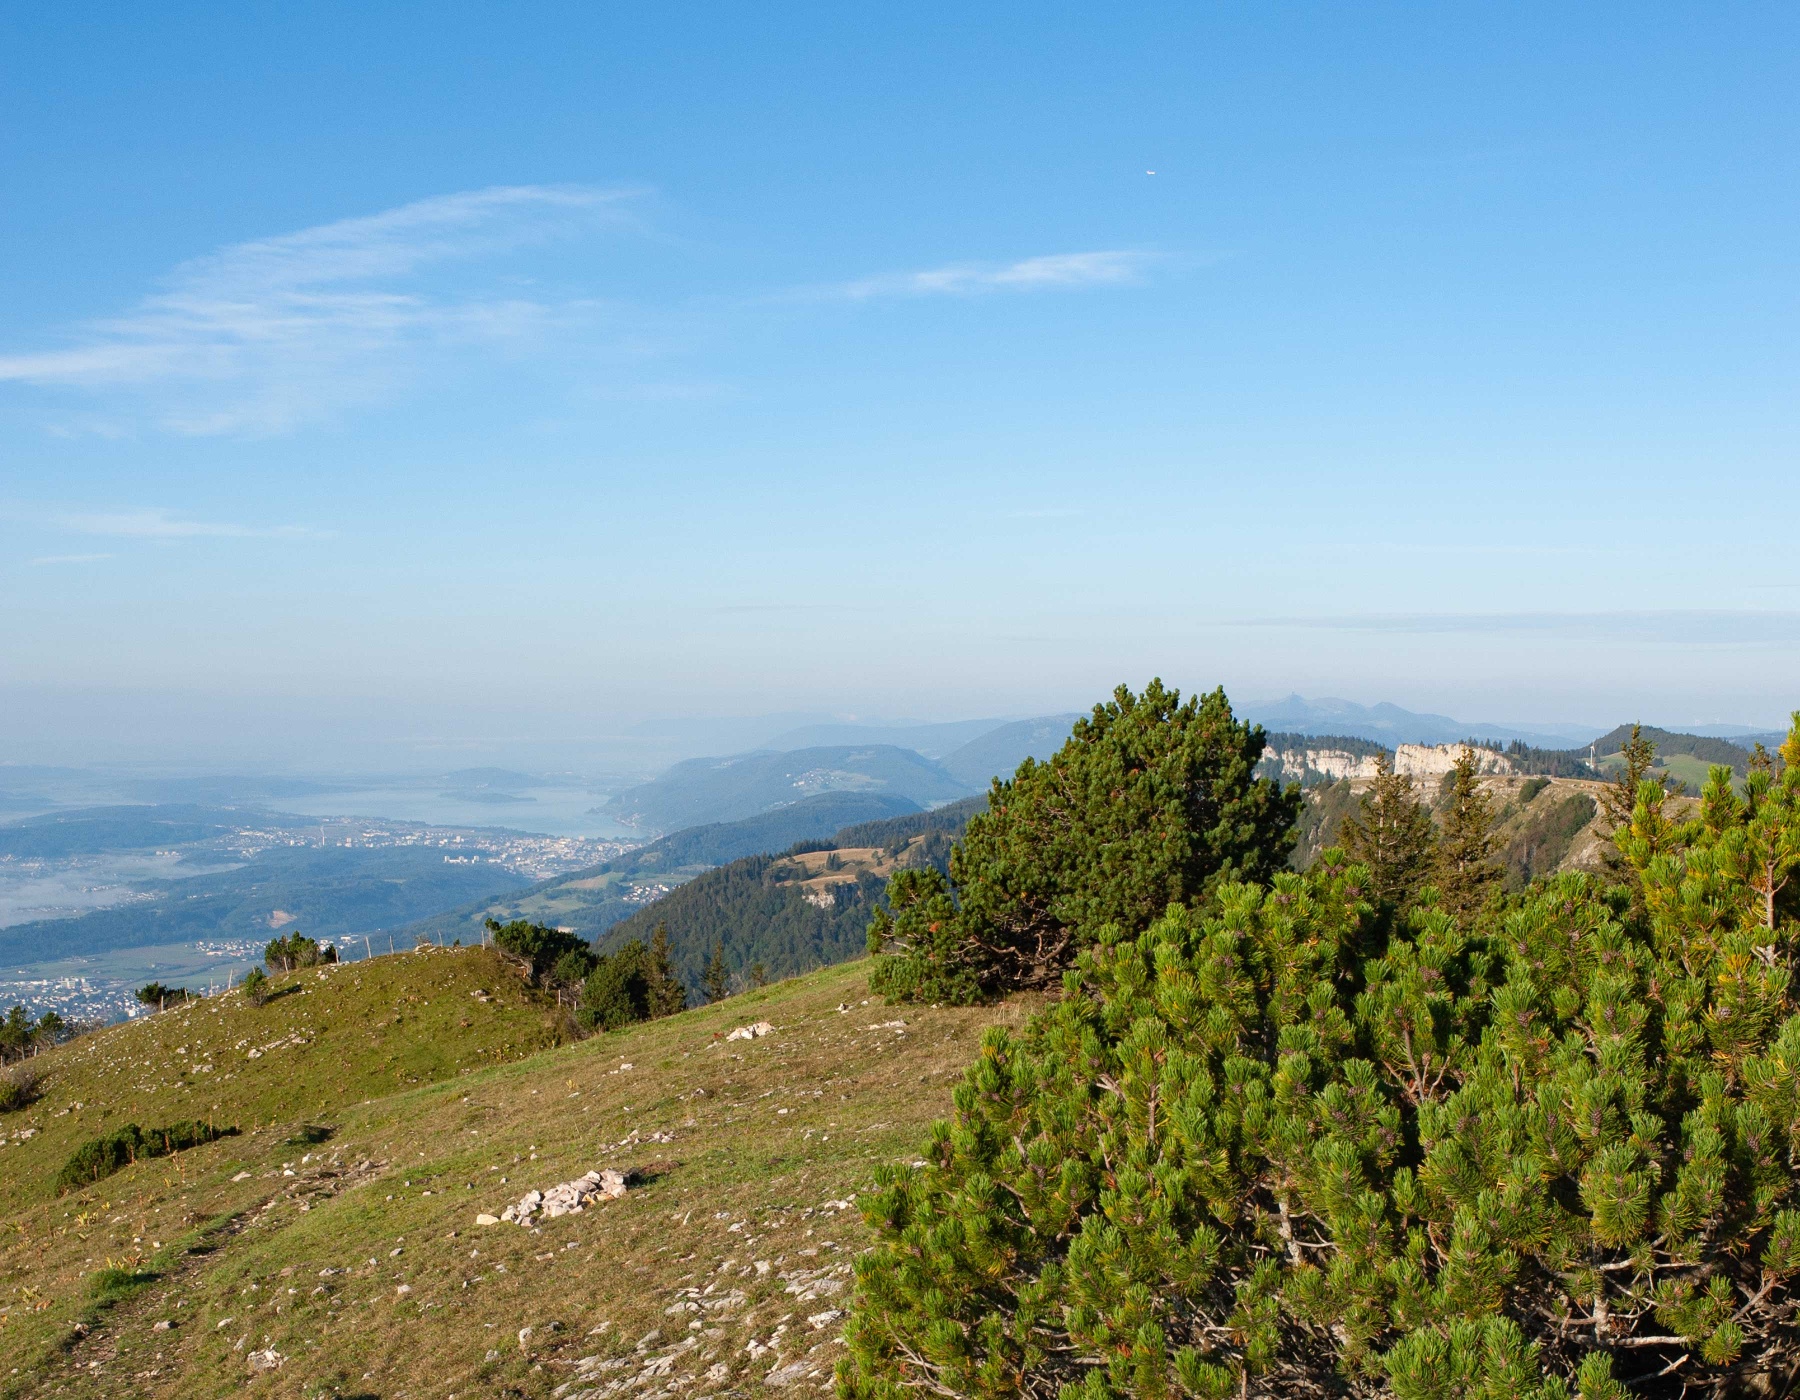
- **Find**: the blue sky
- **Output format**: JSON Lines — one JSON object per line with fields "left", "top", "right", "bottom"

{"left": 4, "top": 3, "right": 1799, "bottom": 765}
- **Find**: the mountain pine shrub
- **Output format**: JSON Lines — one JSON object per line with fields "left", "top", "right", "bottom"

{"left": 867, "top": 681, "right": 1297, "bottom": 1004}
{"left": 838, "top": 718, "right": 1800, "bottom": 1399}
{"left": 56, "top": 1120, "right": 238, "bottom": 1194}
{"left": 264, "top": 932, "right": 336, "bottom": 972}
{"left": 485, "top": 917, "right": 592, "bottom": 985}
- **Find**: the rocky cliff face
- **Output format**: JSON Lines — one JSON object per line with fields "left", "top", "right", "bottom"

{"left": 1263, "top": 740, "right": 1515, "bottom": 786}
{"left": 1262, "top": 747, "right": 1386, "bottom": 783}
{"left": 1394, "top": 743, "right": 1514, "bottom": 780}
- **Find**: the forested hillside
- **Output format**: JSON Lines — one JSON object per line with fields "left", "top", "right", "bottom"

{"left": 602, "top": 800, "right": 982, "bottom": 991}
{"left": 600, "top": 790, "right": 920, "bottom": 875}
{"left": 400, "top": 790, "right": 921, "bottom": 948}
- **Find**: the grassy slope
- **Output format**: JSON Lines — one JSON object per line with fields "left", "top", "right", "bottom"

{"left": 1, "top": 951, "right": 1023, "bottom": 1398}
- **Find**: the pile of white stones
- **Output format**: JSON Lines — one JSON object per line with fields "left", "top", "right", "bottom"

{"left": 725, "top": 1020, "right": 774, "bottom": 1042}
{"left": 491, "top": 1168, "right": 628, "bottom": 1226}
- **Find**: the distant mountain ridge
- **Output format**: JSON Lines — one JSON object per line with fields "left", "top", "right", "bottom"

{"left": 602, "top": 744, "right": 971, "bottom": 831}
{"left": 760, "top": 718, "right": 1008, "bottom": 758}
{"left": 939, "top": 715, "right": 1081, "bottom": 788}
{"left": 1241, "top": 694, "right": 1605, "bottom": 748}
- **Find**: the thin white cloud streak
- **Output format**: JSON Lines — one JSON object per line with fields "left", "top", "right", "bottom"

{"left": 28, "top": 553, "right": 112, "bottom": 565}
{"left": 0, "top": 185, "right": 640, "bottom": 435}
{"left": 53, "top": 508, "right": 311, "bottom": 540}
{"left": 836, "top": 250, "right": 1151, "bottom": 299}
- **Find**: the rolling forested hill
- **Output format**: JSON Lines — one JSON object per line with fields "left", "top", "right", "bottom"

{"left": 936, "top": 715, "right": 1079, "bottom": 788}
{"left": 602, "top": 744, "right": 971, "bottom": 829}
{"left": 599, "top": 790, "right": 921, "bottom": 875}
{"left": 0, "top": 804, "right": 255, "bottom": 858}
{"left": 601, "top": 797, "right": 986, "bottom": 991}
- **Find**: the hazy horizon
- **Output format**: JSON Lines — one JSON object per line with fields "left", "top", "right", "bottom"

{"left": 0, "top": 684, "right": 1782, "bottom": 780}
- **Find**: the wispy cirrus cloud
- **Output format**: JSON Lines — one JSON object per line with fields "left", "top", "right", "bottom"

{"left": 54, "top": 507, "right": 312, "bottom": 540}
{"left": 0, "top": 185, "right": 640, "bottom": 436}
{"left": 836, "top": 250, "right": 1151, "bottom": 300}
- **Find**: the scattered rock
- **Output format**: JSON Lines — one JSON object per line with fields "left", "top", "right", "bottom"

{"left": 498, "top": 1169, "right": 627, "bottom": 1224}
{"left": 765, "top": 1359, "right": 817, "bottom": 1386}
{"left": 246, "top": 1347, "right": 283, "bottom": 1372}
{"left": 151, "top": 1319, "right": 174, "bottom": 1332}
{"left": 726, "top": 1020, "right": 774, "bottom": 1041}
{"left": 475, "top": 1213, "right": 500, "bottom": 1226}
{"left": 231, "top": 1171, "right": 252, "bottom": 1182}
{"left": 518, "top": 1325, "right": 534, "bottom": 1348}
{"left": 807, "top": 1308, "right": 844, "bottom": 1329}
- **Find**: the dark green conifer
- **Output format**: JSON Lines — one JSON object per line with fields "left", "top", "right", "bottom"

{"left": 868, "top": 680, "right": 1298, "bottom": 1003}
{"left": 1599, "top": 723, "right": 1660, "bottom": 848}
{"left": 702, "top": 942, "right": 730, "bottom": 1003}
{"left": 646, "top": 923, "right": 687, "bottom": 1018}
{"left": 1339, "top": 749, "right": 1435, "bottom": 908}
{"left": 1433, "top": 746, "right": 1499, "bottom": 921}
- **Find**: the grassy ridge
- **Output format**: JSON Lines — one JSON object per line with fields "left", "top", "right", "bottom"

{"left": 0, "top": 949, "right": 1022, "bottom": 1397}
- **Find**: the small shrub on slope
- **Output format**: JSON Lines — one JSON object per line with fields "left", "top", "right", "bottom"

{"left": 264, "top": 932, "right": 336, "bottom": 972}
{"left": 0, "top": 1004, "right": 71, "bottom": 1063}
{"left": 134, "top": 982, "right": 191, "bottom": 1012}
{"left": 56, "top": 1120, "right": 238, "bottom": 1194}
{"left": 839, "top": 715, "right": 1800, "bottom": 1400}
{"left": 0, "top": 1063, "right": 44, "bottom": 1113}
{"left": 486, "top": 917, "right": 592, "bottom": 985}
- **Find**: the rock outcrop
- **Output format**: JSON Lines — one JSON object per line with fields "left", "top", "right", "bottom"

{"left": 1394, "top": 742, "right": 1514, "bottom": 780}
{"left": 497, "top": 1169, "right": 628, "bottom": 1225}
